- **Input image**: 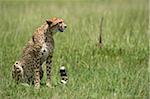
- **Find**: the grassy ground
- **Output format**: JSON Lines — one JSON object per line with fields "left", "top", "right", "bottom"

{"left": 0, "top": 0, "right": 149, "bottom": 98}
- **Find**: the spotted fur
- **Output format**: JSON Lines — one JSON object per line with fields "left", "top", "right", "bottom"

{"left": 12, "top": 17, "right": 67, "bottom": 88}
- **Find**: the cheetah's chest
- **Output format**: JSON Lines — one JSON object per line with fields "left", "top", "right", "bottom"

{"left": 40, "top": 43, "right": 52, "bottom": 62}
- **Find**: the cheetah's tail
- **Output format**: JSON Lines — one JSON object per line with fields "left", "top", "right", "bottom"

{"left": 60, "top": 66, "right": 68, "bottom": 84}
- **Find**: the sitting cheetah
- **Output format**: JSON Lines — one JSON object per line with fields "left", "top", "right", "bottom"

{"left": 12, "top": 17, "right": 67, "bottom": 88}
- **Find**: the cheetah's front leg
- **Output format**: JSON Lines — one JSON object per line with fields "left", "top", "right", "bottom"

{"left": 46, "top": 54, "right": 53, "bottom": 87}
{"left": 34, "top": 57, "right": 41, "bottom": 89}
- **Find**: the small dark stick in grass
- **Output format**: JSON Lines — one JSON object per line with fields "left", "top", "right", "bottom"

{"left": 97, "top": 17, "right": 104, "bottom": 48}
{"left": 60, "top": 66, "right": 68, "bottom": 84}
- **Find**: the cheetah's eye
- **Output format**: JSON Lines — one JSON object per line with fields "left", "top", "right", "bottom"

{"left": 59, "top": 22, "right": 62, "bottom": 24}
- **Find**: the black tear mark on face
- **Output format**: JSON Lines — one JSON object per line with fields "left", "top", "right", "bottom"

{"left": 58, "top": 28, "right": 64, "bottom": 32}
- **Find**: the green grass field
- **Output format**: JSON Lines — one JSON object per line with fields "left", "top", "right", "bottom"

{"left": 0, "top": 0, "right": 149, "bottom": 98}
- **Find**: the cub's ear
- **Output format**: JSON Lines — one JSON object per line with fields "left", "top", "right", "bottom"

{"left": 46, "top": 19, "right": 53, "bottom": 26}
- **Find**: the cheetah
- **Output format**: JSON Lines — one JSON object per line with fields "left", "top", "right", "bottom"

{"left": 12, "top": 17, "right": 67, "bottom": 88}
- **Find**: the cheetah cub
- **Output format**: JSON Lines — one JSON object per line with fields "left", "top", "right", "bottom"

{"left": 12, "top": 17, "right": 67, "bottom": 88}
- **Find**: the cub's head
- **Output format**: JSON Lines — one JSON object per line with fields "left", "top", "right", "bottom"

{"left": 46, "top": 17, "right": 67, "bottom": 33}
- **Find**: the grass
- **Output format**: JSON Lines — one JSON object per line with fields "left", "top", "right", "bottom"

{"left": 0, "top": 0, "right": 149, "bottom": 98}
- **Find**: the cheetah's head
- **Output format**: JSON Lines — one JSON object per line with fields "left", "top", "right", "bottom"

{"left": 46, "top": 17, "right": 67, "bottom": 33}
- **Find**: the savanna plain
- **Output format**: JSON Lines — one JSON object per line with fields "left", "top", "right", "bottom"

{"left": 0, "top": 0, "right": 149, "bottom": 98}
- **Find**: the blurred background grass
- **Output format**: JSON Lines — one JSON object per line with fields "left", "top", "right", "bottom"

{"left": 0, "top": 0, "right": 149, "bottom": 98}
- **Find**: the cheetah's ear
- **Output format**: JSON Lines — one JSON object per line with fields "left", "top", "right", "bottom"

{"left": 46, "top": 19, "right": 53, "bottom": 26}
